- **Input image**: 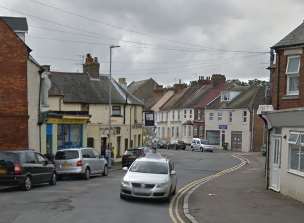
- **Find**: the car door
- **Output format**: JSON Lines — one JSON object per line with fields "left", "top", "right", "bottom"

{"left": 35, "top": 153, "right": 52, "bottom": 183}
{"left": 82, "top": 149, "right": 93, "bottom": 173}
{"left": 23, "top": 151, "right": 41, "bottom": 184}
{"left": 87, "top": 149, "right": 98, "bottom": 174}
{"left": 91, "top": 149, "right": 103, "bottom": 174}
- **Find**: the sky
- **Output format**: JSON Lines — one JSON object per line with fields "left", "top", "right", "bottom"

{"left": 0, "top": 0, "right": 303, "bottom": 85}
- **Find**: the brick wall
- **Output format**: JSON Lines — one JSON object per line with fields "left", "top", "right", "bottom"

{"left": 0, "top": 20, "right": 29, "bottom": 150}
{"left": 272, "top": 48, "right": 304, "bottom": 109}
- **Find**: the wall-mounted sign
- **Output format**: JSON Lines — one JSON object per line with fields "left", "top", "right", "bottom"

{"left": 219, "top": 124, "right": 228, "bottom": 130}
{"left": 144, "top": 112, "right": 155, "bottom": 126}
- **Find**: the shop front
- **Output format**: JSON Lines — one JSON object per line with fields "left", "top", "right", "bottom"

{"left": 44, "top": 111, "right": 90, "bottom": 155}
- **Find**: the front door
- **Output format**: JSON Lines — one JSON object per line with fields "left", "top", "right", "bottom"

{"left": 231, "top": 131, "right": 242, "bottom": 151}
{"left": 269, "top": 136, "right": 281, "bottom": 192}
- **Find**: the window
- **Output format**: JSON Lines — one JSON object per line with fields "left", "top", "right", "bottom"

{"left": 206, "top": 130, "right": 220, "bottom": 145}
{"left": 221, "top": 91, "right": 230, "bottom": 102}
{"left": 197, "top": 109, "right": 201, "bottom": 121}
{"left": 178, "top": 110, "right": 180, "bottom": 120}
{"left": 172, "top": 111, "right": 175, "bottom": 120}
{"left": 218, "top": 112, "right": 222, "bottom": 121}
{"left": 229, "top": 112, "right": 233, "bottom": 122}
{"left": 87, "top": 137, "right": 94, "bottom": 147}
{"left": 171, "top": 127, "right": 174, "bottom": 137}
{"left": 286, "top": 55, "right": 300, "bottom": 95}
{"left": 112, "top": 106, "right": 121, "bottom": 116}
{"left": 193, "top": 127, "right": 198, "bottom": 137}
{"left": 199, "top": 126, "right": 204, "bottom": 138}
{"left": 161, "top": 112, "right": 164, "bottom": 121}
{"left": 81, "top": 104, "right": 89, "bottom": 112}
{"left": 209, "top": 112, "right": 214, "bottom": 121}
{"left": 188, "top": 126, "right": 192, "bottom": 137}
{"left": 184, "top": 110, "right": 187, "bottom": 119}
{"left": 190, "top": 110, "right": 193, "bottom": 119}
{"left": 58, "top": 124, "right": 83, "bottom": 149}
{"left": 36, "top": 153, "right": 46, "bottom": 164}
{"left": 24, "top": 152, "right": 37, "bottom": 164}
{"left": 176, "top": 127, "right": 179, "bottom": 137}
{"left": 183, "top": 126, "right": 187, "bottom": 136}
{"left": 243, "top": 111, "right": 247, "bottom": 122}
{"left": 288, "top": 132, "right": 304, "bottom": 175}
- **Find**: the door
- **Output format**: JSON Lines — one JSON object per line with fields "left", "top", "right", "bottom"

{"left": 269, "top": 136, "right": 281, "bottom": 192}
{"left": 124, "top": 138, "right": 128, "bottom": 151}
{"left": 116, "top": 136, "right": 121, "bottom": 158}
{"left": 231, "top": 131, "right": 242, "bottom": 151}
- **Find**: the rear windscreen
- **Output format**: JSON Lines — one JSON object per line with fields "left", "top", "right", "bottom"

{"left": 0, "top": 152, "right": 19, "bottom": 162}
{"left": 55, "top": 150, "right": 79, "bottom": 160}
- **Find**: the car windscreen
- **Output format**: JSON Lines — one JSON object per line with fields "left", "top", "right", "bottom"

{"left": 55, "top": 150, "right": 79, "bottom": 160}
{"left": 124, "top": 150, "right": 134, "bottom": 156}
{"left": 200, "top": 140, "right": 209, "bottom": 144}
{"left": 130, "top": 161, "right": 168, "bottom": 174}
{"left": 0, "top": 152, "right": 20, "bottom": 162}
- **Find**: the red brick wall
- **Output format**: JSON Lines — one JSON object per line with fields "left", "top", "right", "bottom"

{"left": 253, "top": 113, "right": 265, "bottom": 152}
{"left": 0, "top": 20, "right": 29, "bottom": 150}
{"left": 272, "top": 48, "right": 304, "bottom": 109}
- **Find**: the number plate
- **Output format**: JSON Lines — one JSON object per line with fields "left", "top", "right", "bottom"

{"left": 63, "top": 162, "right": 71, "bottom": 168}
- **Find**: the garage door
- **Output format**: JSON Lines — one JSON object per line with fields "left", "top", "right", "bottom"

{"left": 231, "top": 131, "right": 242, "bottom": 151}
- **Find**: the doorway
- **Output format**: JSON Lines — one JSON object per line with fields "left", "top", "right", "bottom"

{"left": 269, "top": 136, "right": 281, "bottom": 192}
{"left": 231, "top": 131, "right": 242, "bottom": 151}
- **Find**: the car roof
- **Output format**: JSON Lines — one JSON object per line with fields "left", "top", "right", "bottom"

{"left": 136, "top": 154, "right": 169, "bottom": 163}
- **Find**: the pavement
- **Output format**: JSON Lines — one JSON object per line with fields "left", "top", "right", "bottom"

{"left": 189, "top": 153, "right": 304, "bottom": 223}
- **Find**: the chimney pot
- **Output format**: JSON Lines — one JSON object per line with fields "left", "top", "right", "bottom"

{"left": 83, "top": 53, "right": 100, "bottom": 79}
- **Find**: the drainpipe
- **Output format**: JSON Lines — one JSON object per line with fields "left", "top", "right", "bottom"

{"left": 129, "top": 105, "right": 132, "bottom": 147}
{"left": 275, "top": 50, "right": 280, "bottom": 110}
{"left": 251, "top": 108, "right": 255, "bottom": 152}
{"left": 38, "top": 69, "right": 43, "bottom": 153}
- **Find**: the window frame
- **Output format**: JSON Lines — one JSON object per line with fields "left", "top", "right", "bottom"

{"left": 112, "top": 105, "right": 122, "bottom": 116}
{"left": 209, "top": 112, "right": 214, "bottom": 121}
{"left": 286, "top": 55, "right": 300, "bottom": 96}
{"left": 218, "top": 112, "right": 222, "bottom": 121}
{"left": 288, "top": 132, "right": 304, "bottom": 176}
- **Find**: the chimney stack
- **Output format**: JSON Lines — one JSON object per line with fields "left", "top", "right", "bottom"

{"left": 211, "top": 74, "right": 226, "bottom": 86}
{"left": 118, "top": 78, "right": 127, "bottom": 87}
{"left": 83, "top": 53, "right": 100, "bottom": 79}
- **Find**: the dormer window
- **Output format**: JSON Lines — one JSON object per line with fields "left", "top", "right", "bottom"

{"left": 221, "top": 91, "right": 230, "bottom": 101}
{"left": 286, "top": 55, "right": 300, "bottom": 96}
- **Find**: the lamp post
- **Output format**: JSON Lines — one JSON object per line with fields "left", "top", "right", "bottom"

{"left": 108, "top": 45, "right": 120, "bottom": 150}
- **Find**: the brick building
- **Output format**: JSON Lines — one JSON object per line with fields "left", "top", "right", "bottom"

{"left": 262, "top": 21, "right": 304, "bottom": 203}
{"left": 0, "top": 17, "right": 30, "bottom": 150}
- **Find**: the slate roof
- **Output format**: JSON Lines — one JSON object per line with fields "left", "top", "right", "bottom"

{"left": 128, "top": 78, "right": 163, "bottom": 110}
{"left": 206, "top": 86, "right": 266, "bottom": 111}
{"left": 1, "top": 16, "right": 28, "bottom": 31}
{"left": 49, "top": 72, "right": 143, "bottom": 105}
{"left": 272, "top": 22, "right": 304, "bottom": 49}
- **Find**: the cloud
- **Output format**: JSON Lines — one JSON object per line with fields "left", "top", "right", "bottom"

{"left": 1, "top": 0, "right": 303, "bottom": 84}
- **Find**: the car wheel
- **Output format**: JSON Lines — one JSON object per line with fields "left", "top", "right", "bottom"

{"left": 22, "top": 176, "right": 32, "bottom": 191}
{"left": 172, "top": 186, "right": 176, "bottom": 195}
{"left": 83, "top": 168, "right": 90, "bottom": 180}
{"left": 103, "top": 165, "right": 108, "bottom": 176}
{"left": 49, "top": 172, "right": 57, "bottom": 186}
{"left": 200, "top": 147, "right": 204, "bottom": 152}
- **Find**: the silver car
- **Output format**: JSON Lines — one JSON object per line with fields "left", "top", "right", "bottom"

{"left": 54, "top": 148, "right": 108, "bottom": 180}
{"left": 120, "top": 155, "right": 177, "bottom": 201}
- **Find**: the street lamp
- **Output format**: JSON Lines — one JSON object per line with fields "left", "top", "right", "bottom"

{"left": 108, "top": 45, "right": 120, "bottom": 149}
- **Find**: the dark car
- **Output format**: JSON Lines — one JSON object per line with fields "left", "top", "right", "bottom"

{"left": 0, "top": 150, "right": 56, "bottom": 191}
{"left": 168, "top": 140, "right": 186, "bottom": 150}
{"left": 122, "top": 148, "right": 146, "bottom": 168}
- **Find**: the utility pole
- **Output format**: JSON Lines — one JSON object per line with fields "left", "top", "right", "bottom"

{"left": 108, "top": 45, "right": 120, "bottom": 149}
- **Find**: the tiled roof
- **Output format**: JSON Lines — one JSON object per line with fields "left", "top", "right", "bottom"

{"left": 206, "top": 86, "right": 266, "bottom": 110}
{"left": 1, "top": 16, "right": 28, "bottom": 31}
{"left": 49, "top": 72, "right": 143, "bottom": 105}
{"left": 127, "top": 78, "right": 161, "bottom": 110}
{"left": 272, "top": 22, "right": 304, "bottom": 49}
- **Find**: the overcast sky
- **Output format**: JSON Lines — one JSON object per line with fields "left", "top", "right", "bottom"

{"left": 1, "top": 0, "right": 303, "bottom": 85}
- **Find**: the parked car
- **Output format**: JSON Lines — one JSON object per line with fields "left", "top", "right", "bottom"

{"left": 0, "top": 150, "right": 56, "bottom": 191}
{"left": 153, "top": 139, "right": 167, "bottom": 149}
{"left": 168, "top": 140, "right": 186, "bottom": 150}
{"left": 54, "top": 148, "right": 108, "bottom": 180}
{"left": 122, "top": 147, "right": 147, "bottom": 168}
{"left": 191, "top": 138, "right": 215, "bottom": 152}
{"left": 120, "top": 156, "right": 177, "bottom": 201}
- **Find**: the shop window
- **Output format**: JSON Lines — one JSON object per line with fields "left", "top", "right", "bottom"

{"left": 58, "top": 124, "right": 83, "bottom": 149}
{"left": 206, "top": 130, "right": 220, "bottom": 145}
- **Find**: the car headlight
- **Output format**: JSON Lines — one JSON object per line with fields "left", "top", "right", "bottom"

{"left": 121, "top": 180, "right": 131, "bottom": 187}
{"left": 156, "top": 182, "right": 169, "bottom": 188}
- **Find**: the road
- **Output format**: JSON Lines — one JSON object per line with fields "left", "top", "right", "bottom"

{"left": 0, "top": 149, "right": 239, "bottom": 223}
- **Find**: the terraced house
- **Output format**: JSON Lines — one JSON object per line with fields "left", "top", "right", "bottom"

{"left": 261, "top": 21, "right": 304, "bottom": 203}
{"left": 46, "top": 54, "right": 144, "bottom": 160}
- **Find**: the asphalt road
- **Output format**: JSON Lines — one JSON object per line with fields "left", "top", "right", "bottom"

{"left": 0, "top": 149, "right": 239, "bottom": 223}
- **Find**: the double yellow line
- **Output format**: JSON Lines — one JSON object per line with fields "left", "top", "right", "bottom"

{"left": 169, "top": 154, "right": 249, "bottom": 223}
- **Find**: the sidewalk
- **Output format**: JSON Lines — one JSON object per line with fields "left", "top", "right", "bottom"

{"left": 189, "top": 153, "right": 304, "bottom": 223}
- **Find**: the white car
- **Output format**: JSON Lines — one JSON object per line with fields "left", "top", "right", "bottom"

{"left": 191, "top": 138, "right": 215, "bottom": 152}
{"left": 120, "top": 156, "right": 177, "bottom": 201}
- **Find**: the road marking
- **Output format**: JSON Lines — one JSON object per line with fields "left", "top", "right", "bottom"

{"left": 169, "top": 153, "right": 249, "bottom": 223}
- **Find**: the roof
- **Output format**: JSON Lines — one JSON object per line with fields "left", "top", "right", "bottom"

{"left": 127, "top": 78, "right": 162, "bottom": 110}
{"left": 206, "top": 86, "right": 267, "bottom": 111}
{"left": 49, "top": 72, "right": 143, "bottom": 105}
{"left": 272, "top": 22, "right": 304, "bottom": 49}
{"left": 0, "top": 16, "right": 28, "bottom": 31}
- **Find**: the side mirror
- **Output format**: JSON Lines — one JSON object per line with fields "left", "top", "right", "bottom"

{"left": 170, "top": 170, "right": 176, "bottom": 175}
{"left": 122, "top": 167, "right": 128, "bottom": 171}
{"left": 43, "top": 160, "right": 48, "bottom": 166}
